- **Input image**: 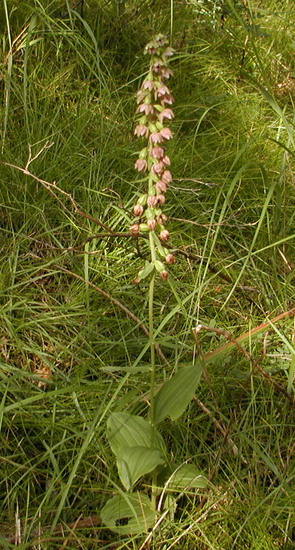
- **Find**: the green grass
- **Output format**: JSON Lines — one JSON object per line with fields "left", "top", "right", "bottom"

{"left": 0, "top": 0, "right": 294, "bottom": 548}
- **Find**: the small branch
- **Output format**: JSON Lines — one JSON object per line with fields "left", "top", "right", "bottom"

{"left": 25, "top": 141, "right": 54, "bottom": 170}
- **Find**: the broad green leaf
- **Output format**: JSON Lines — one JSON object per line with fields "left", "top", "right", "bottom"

{"left": 101, "top": 492, "right": 155, "bottom": 535}
{"left": 107, "top": 412, "right": 166, "bottom": 457}
{"left": 167, "top": 464, "right": 208, "bottom": 490}
{"left": 152, "top": 364, "right": 202, "bottom": 424}
{"left": 117, "top": 446, "right": 165, "bottom": 491}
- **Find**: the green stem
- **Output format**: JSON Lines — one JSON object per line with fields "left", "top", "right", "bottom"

{"left": 148, "top": 231, "right": 157, "bottom": 508}
{"left": 149, "top": 232, "right": 157, "bottom": 441}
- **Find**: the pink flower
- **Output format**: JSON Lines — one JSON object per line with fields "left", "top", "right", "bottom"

{"left": 134, "top": 124, "right": 149, "bottom": 138}
{"left": 144, "top": 42, "right": 158, "bottom": 55}
{"left": 162, "top": 170, "right": 172, "bottom": 183}
{"left": 133, "top": 204, "right": 144, "bottom": 216}
{"left": 151, "top": 146, "right": 164, "bottom": 159}
{"left": 152, "top": 162, "right": 164, "bottom": 175}
{"left": 152, "top": 61, "right": 164, "bottom": 73}
{"left": 137, "top": 103, "right": 153, "bottom": 115}
{"left": 134, "top": 158, "right": 147, "bottom": 171}
{"left": 149, "top": 132, "right": 164, "bottom": 144}
{"left": 156, "top": 180, "right": 167, "bottom": 193}
{"left": 147, "top": 195, "right": 158, "bottom": 207}
{"left": 156, "top": 85, "right": 170, "bottom": 99}
{"left": 160, "top": 127, "right": 173, "bottom": 140}
{"left": 155, "top": 34, "right": 168, "bottom": 47}
{"left": 158, "top": 108, "right": 174, "bottom": 123}
{"left": 159, "top": 229, "right": 170, "bottom": 241}
{"left": 147, "top": 218, "right": 156, "bottom": 230}
{"left": 161, "top": 68, "right": 173, "bottom": 79}
{"left": 161, "top": 94, "right": 174, "bottom": 105}
{"left": 143, "top": 80, "right": 155, "bottom": 91}
{"left": 163, "top": 47, "right": 175, "bottom": 57}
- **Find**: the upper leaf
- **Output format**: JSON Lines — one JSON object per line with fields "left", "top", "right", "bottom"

{"left": 152, "top": 363, "right": 202, "bottom": 424}
{"left": 107, "top": 412, "right": 166, "bottom": 456}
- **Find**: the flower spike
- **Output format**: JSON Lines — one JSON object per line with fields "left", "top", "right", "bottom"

{"left": 131, "top": 36, "right": 176, "bottom": 281}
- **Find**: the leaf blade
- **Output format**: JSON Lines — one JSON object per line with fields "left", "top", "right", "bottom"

{"left": 117, "top": 446, "right": 165, "bottom": 491}
{"left": 101, "top": 492, "right": 154, "bottom": 534}
{"left": 152, "top": 364, "right": 202, "bottom": 424}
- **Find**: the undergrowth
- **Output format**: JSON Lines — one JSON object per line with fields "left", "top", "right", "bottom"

{"left": 0, "top": 0, "right": 294, "bottom": 548}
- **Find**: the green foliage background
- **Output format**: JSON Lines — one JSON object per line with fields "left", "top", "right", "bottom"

{"left": 0, "top": 0, "right": 294, "bottom": 547}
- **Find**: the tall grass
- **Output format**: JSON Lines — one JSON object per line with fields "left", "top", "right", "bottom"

{"left": 0, "top": 0, "right": 294, "bottom": 548}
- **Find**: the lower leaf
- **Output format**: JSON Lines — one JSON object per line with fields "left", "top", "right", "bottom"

{"left": 101, "top": 492, "right": 155, "bottom": 535}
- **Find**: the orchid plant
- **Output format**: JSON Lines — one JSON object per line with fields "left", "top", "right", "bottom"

{"left": 101, "top": 35, "right": 206, "bottom": 537}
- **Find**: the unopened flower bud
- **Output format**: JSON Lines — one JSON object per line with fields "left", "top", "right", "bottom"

{"left": 152, "top": 162, "right": 164, "bottom": 175}
{"left": 155, "top": 180, "right": 167, "bottom": 193}
{"left": 147, "top": 195, "right": 158, "bottom": 207}
{"left": 160, "top": 127, "right": 173, "bottom": 140}
{"left": 162, "top": 155, "right": 171, "bottom": 166}
{"left": 136, "top": 90, "right": 147, "bottom": 103}
{"left": 130, "top": 224, "right": 140, "bottom": 235}
{"left": 159, "top": 229, "right": 170, "bottom": 242}
{"left": 135, "top": 158, "right": 147, "bottom": 172}
{"left": 147, "top": 218, "right": 156, "bottom": 230}
{"left": 157, "top": 194, "right": 166, "bottom": 205}
{"left": 149, "top": 132, "right": 163, "bottom": 144}
{"left": 162, "top": 170, "right": 172, "bottom": 183}
{"left": 160, "top": 270, "right": 169, "bottom": 281}
{"left": 133, "top": 204, "right": 144, "bottom": 216}
{"left": 165, "top": 253, "right": 176, "bottom": 264}
{"left": 151, "top": 146, "right": 164, "bottom": 159}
